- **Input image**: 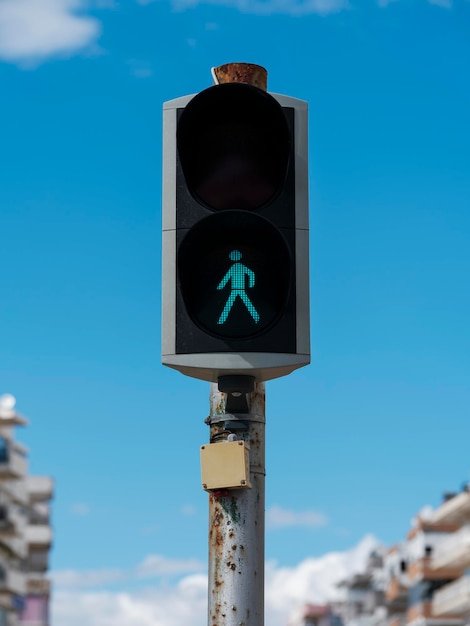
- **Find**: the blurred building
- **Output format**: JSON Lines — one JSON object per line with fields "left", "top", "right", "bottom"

{"left": 288, "top": 551, "right": 387, "bottom": 626}
{"left": 292, "top": 484, "right": 470, "bottom": 626}
{"left": 288, "top": 603, "right": 343, "bottom": 626}
{"left": 0, "top": 395, "right": 53, "bottom": 626}
{"left": 428, "top": 486, "right": 470, "bottom": 624}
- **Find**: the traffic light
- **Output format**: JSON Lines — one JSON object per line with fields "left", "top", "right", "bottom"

{"left": 162, "top": 81, "right": 309, "bottom": 383}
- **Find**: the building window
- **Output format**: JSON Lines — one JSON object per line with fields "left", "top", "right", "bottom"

{"left": 0, "top": 438, "right": 8, "bottom": 464}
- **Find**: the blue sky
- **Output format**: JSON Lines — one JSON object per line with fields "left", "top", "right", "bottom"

{"left": 1, "top": 0, "right": 469, "bottom": 623}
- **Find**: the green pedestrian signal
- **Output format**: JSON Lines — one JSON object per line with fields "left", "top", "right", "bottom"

{"left": 177, "top": 210, "right": 292, "bottom": 342}
{"left": 217, "top": 250, "right": 260, "bottom": 325}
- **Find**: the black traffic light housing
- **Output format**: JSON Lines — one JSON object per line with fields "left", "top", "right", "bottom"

{"left": 162, "top": 82, "right": 309, "bottom": 383}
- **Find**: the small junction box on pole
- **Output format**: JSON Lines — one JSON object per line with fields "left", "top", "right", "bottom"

{"left": 200, "top": 440, "right": 251, "bottom": 491}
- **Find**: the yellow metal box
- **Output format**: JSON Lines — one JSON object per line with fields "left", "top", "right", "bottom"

{"left": 200, "top": 440, "right": 251, "bottom": 491}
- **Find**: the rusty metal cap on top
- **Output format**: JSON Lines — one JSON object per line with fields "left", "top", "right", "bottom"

{"left": 211, "top": 63, "right": 267, "bottom": 91}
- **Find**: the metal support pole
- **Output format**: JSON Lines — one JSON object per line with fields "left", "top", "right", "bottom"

{"left": 207, "top": 381, "right": 266, "bottom": 626}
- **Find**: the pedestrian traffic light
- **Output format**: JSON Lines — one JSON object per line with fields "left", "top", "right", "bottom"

{"left": 162, "top": 77, "right": 309, "bottom": 383}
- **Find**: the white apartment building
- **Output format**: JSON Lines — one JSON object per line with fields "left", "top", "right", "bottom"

{"left": 292, "top": 484, "right": 470, "bottom": 626}
{"left": 0, "top": 395, "right": 53, "bottom": 626}
{"left": 429, "top": 488, "right": 470, "bottom": 624}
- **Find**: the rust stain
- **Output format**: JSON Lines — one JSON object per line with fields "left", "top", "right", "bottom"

{"left": 211, "top": 503, "right": 225, "bottom": 549}
{"left": 213, "top": 63, "right": 268, "bottom": 91}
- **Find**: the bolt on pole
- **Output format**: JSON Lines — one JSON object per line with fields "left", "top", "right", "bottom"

{"left": 207, "top": 380, "right": 266, "bottom": 626}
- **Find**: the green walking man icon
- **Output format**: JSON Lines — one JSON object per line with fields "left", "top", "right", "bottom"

{"left": 217, "top": 250, "right": 260, "bottom": 325}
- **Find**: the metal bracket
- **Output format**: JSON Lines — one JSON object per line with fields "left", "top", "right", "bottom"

{"left": 218, "top": 375, "right": 255, "bottom": 414}
{"left": 205, "top": 413, "right": 266, "bottom": 426}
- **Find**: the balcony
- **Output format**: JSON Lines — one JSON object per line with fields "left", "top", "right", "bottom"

{"left": 431, "top": 526, "right": 470, "bottom": 571}
{"left": 26, "top": 477, "right": 53, "bottom": 503}
{"left": 26, "top": 575, "right": 51, "bottom": 595}
{"left": 2, "top": 535, "right": 27, "bottom": 559}
{"left": 431, "top": 492, "right": 470, "bottom": 526}
{"left": 407, "top": 601, "right": 433, "bottom": 623}
{"left": 433, "top": 577, "right": 470, "bottom": 617}
{"left": 27, "top": 549, "right": 50, "bottom": 573}
{"left": 1, "top": 480, "right": 28, "bottom": 505}
{"left": 0, "top": 441, "right": 27, "bottom": 480}
{"left": 406, "top": 601, "right": 464, "bottom": 625}
{"left": 25, "top": 526, "right": 52, "bottom": 548}
{"left": 386, "top": 578, "right": 408, "bottom": 613}
{"left": 407, "top": 558, "right": 463, "bottom": 583}
{"left": 0, "top": 568, "right": 26, "bottom": 596}
{"left": 0, "top": 396, "right": 28, "bottom": 427}
{"left": 0, "top": 504, "right": 27, "bottom": 538}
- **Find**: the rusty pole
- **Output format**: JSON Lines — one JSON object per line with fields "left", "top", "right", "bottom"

{"left": 206, "top": 61, "right": 268, "bottom": 626}
{"left": 208, "top": 381, "right": 266, "bottom": 626}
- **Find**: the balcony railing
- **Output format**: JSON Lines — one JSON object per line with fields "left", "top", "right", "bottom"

{"left": 2, "top": 535, "right": 28, "bottom": 559}
{"left": 0, "top": 504, "right": 27, "bottom": 538}
{"left": 26, "top": 476, "right": 53, "bottom": 503}
{"left": 432, "top": 526, "right": 470, "bottom": 571}
{"left": 25, "top": 525, "right": 52, "bottom": 547}
{"left": 0, "top": 443, "right": 28, "bottom": 480}
{"left": 433, "top": 576, "right": 470, "bottom": 616}
{"left": 26, "top": 574, "right": 51, "bottom": 595}
{"left": 431, "top": 492, "right": 470, "bottom": 526}
{"left": 1, "top": 480, "right": 28, "bottom": 505}
{"left": 0, "top": 569, "right": 26, "bottom": 596}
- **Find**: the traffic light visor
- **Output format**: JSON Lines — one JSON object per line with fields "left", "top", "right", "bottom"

{"left": 177, "top": 83, "right": 291, "bottom": 211}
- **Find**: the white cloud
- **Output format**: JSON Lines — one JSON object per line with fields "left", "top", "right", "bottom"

{"left": 266, "top": 535, "right": 381, "bottom": 623}
{"left": 53, "top": 576, "right": 208, "bottom": 626}
{"left": 70, "top": 502, "right": 91, "bottom": 516}
{"left": 52, "top": 553, "right": 207, "bottom": 590}
{"left": 138, "top": 0, "right": 348, "bottom": 15}
{"left": 136, "top": 555, "right": 206, "bottom": 578}
{"left": 267, "top": 505, "right": 328, "bottom": 529}
{"left": 181, "top": 504, "right": 197, "bottom": 516}
{"left": 51, "top": 568, "right": 127, "bottom": 589}
{"left": 51, "top": 535, "right": 382, "bottom": 626}
{"left": 0, "top": 0, "right": 101, "bottom": 66}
